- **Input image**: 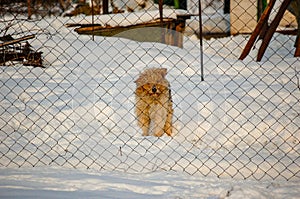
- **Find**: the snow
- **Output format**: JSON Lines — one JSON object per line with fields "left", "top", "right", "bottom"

{"left": 1, "top": 10, "right": 300, "bottom": 198}
{"left": 1, "top": 167, "right": 300, "bottom": 199}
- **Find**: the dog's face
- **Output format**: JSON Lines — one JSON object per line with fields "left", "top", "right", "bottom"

{"left": 137, "top": 82, "right": 167, "bottom": 97}
{"left": 135, "top": 68, "right": 169, "bottom": 98}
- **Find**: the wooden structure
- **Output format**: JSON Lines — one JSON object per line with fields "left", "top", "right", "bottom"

{"left": 0, "top": 34, "right": 43, "bottom": 67}
{"left": 230, "top": 0, "right": 297, "bottom": 35}
{"left": 230, "top": 0, "right": 258, "bottom": 34}
{"left": 239, "top": 0, "right": 300, "bottom": 61}
{"left": 67, "top": 15, "right": 190, "bottom": 48}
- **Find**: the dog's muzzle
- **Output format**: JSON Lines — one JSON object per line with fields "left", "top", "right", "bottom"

{"left": 152, "top": 85, "right": 157, "bottom": 93}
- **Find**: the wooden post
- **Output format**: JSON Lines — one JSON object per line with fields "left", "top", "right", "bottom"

{"left": 224, "top": 0, "right": 230, "bottom": 14}
{"left": 257, "top": 0, "right": 292, "bottom": 61}
{"left": 257, "top": 0, "right": 267, "bottom": 21}
{"left": 238, "top": 0, "right": 276, "bottom": 60}
{"left": 27, "top": 0, "right": 32, "bottom": 19}
{"left": 103, "top": 0, "right": 108, "bottom": 14}
{"left": 159, "top": 0, "right": 163, "bottom": 23}
{"left": 159, "top": 0, "right": 164, "bottom": 44}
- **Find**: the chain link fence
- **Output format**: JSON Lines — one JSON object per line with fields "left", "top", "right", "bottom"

{"left": 1, "top": 0, "right": 299, "bottom": 181}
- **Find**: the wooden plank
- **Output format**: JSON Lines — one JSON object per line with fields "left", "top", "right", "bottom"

{"left": 65, "top": 23, "right": 102, "bottom": 28}
{"left": 0, "top": 35, "right": 35, "bottom": 48}
{"left": 74, "top": 19, "right": 175, "bottom": 35}
{"left": 238, "top": 0, "right": 276, "bottom": 60}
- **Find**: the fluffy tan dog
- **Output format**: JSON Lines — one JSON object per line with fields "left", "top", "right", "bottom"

{"left": 134, "top": 68, "right": 173, "bottom": 137}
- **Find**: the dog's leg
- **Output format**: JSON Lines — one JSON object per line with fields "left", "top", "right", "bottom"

{"left": 136, "top": 103, "right": 150, "bottom": 136}
{"left": 150, "top": 105, "right": 167, "bottom": 137}
{"left": 138, "top": 113, "right": 150, "bottom": 136}
{"left": 164, "top": 109, "right": 173, "bottom": 136}
{"left": 140, "top": 116, "right": 150, "bottom": 136}
{"left": 163, "top": 100, "right": 173, "bottom": 136}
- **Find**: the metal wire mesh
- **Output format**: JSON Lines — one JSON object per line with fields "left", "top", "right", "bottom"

{"left": 0, "top": 0, "right": 299, "bottom": 181}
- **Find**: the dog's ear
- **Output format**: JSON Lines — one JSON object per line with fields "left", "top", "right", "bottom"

{"left": 159, "top": 68, "right": 167, "bottom": 77}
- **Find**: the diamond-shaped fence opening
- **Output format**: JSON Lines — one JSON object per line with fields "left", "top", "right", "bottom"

{"left": 0, "top": 0, "right": 300, "bottom": 181}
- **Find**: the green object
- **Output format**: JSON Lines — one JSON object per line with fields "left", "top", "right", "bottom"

{"left": 257, "top": 0, "right": 267, "bottom": 21}
{"left": 262, "top": 0, "right": 267, "bottom": 10}
{"left": 154, "top": 0, "right": 186, "bottom": 9}
{"left": 174, "top": 0, "right": 180, "bottom": 9}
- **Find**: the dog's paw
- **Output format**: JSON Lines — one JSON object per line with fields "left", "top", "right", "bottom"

{"left": 154, "top": 130, "right": 164, "bottom": 137}
{"left": 165, "top": 129, "right": 172, "bottom": 136}
{"left": 142, "top": 132, "right": 149, "bottom": 136}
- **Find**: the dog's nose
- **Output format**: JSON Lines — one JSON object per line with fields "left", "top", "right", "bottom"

{"left": 152, "top": 85, "right": 157, "bottom": 93}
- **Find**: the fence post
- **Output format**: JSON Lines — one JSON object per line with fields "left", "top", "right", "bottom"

{"left": 103, "top": 0, "right": 108, "bottom": 14}
{"left": 198, "top": 0, "right": 204, "bottom": 81}
{"left": 27, "top": 0, "right": 32, "bottom": 19}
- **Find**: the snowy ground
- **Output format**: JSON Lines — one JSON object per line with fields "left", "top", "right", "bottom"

{"left": 1, "top": 167, "right": 300, "bottom": 199}
{"left": 1, "top": 9, "right": 300, "bottom": 198}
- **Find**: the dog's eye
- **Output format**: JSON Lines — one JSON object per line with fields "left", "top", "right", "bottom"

{"left": 156, "top": 85, "right": 165, "bottom": 91}
{"left": 143, "top": 83, "right": 152, "bottom": 90}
